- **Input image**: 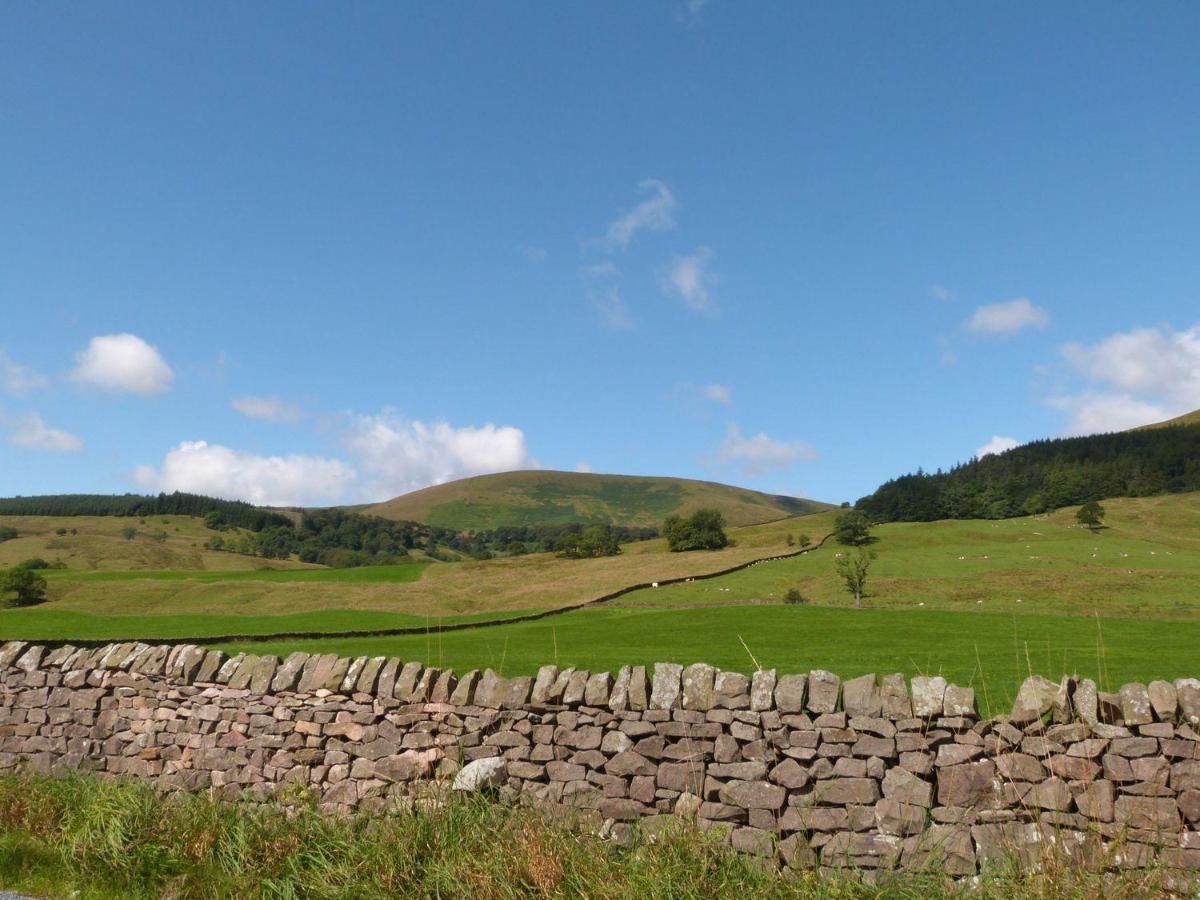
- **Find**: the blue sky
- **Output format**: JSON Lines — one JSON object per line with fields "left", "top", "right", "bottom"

{"left": 2, "top": 2, "right": 1199, "bottom": 507}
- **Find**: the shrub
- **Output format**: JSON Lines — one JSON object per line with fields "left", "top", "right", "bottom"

{"left": 783, "top": 588, "right": 807, "bottom": 605}
{"left": 664, "top": 509, "right": 728, "bottom": 552}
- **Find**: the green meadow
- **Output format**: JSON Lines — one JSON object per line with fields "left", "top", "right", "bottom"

{"left": 220, "top": 604, "right": 1198, "bottom": 716}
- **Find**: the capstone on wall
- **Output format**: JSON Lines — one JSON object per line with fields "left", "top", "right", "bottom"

{"left": 1, "top": 640, "right": 1198, "bottom": 876}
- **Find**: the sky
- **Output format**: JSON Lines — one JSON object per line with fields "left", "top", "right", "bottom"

{"left": 2, "top": 2, "right": 1199, "bottom": 508}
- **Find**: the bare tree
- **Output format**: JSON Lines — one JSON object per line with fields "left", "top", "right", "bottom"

{"left": 835, "top": 549, "right": 875, "bottom": 608}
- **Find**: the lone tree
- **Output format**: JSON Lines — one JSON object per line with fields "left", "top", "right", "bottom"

{"left": 833, "top": 510, "right": 873, "bottom": 546}
{"left": 835, "top": 549, "right": 875, "bottom": 608}
{"left": 664, "top": 509, "right": 728, "bottom": 552}
{"left": 1076, "top": 500, "right": 1106, "bottom": 532}
{"left": 0, "top": 565, "right": 48, "bottom": 607}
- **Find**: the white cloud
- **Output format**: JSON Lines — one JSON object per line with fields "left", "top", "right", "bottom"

{"left": 604, "top": 179, "right": 677, "bottom": 249}
{"left": 342, "top": 410, "right": 530, "bottom": 500}
{"left": 134, "top": 409, "right": 532, "bottom": 506}
{"left": 1049, "top": 394, "right": 1170, "bottom": 436}
{"left": 1051, "top": 322, "right": 1200, "bottom": 434}
{"left": 231, "top": 395, "right": 303, "bottom": 424}
{"left": 702, "top": 383, "right": 733, "bottom": 406}
{"left": 714, "top": 424, "right": 817, "bottom": 477}
{"left": 574, "top": 461, "right": 593, "bottom": 473}
{"left": 661, "top": 247, "right": 717, "bottom": 314}
{"left": 965, "top": 298, "right": 1049, "bottom": 336}
{"left": 930, "top": 285, "right": 956, "bottom": 302}
{"left": 72, "top": 333, "right": 174, "bottom": 395}
{"left": 591, "top": 287, "right": 634, "bottom": 330}
{"left": 134, "top": 440, "right": 355, "bottom": 507}
{"left": 975, "top": 435, "right": 1020, "bottom": 459}
{"left": 0, "top": 350, "right": 48, "bottom": 396}
{"left": 2, "top": 411, "right": 83, "bottom": 453}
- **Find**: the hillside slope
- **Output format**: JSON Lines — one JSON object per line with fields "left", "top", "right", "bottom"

{"left": 356, "top": 470, "right": 830, "bottom": 529}
{"left": 1139, "top": 408, "right": 1200, "bottom": 429}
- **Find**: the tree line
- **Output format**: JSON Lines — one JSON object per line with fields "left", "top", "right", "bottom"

{"left": 208, "top": 510, "right": 658, "bottom": 567}
{"left": 855, "top": 424, "right": 1200, "bottom": 522}
{"left": 0, "top": 493, "right": 293, "bottom": 532}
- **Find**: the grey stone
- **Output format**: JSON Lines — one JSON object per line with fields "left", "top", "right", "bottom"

{"left": 943, "top": 684, "right": 976, "bottom": 717}
{"left": 881, "top": 673, "right": 911, "bottom": 718}
{"left": 1118, "top": 682, "right": 1153, "bottom": 726}
{"left": 1011, "top": 675, "right": 1060, "bottom": 719}
{"left": 842, "top": 673, "right": 880, "bottom": 717}
{"left": 750, "top": 668, "right": 776, "bottom": 711}
{"left": 1176, "top": 678, "right": 1200, "bottom": 725}
{"left": 562, "top": 669, "right": 589, "bottom": 705}
{"left": 449, "top": 670, "right": 479, "bottom": 705}
{"left": 474, "top": 669, "right": 505, "bottom": 708}
{"left": 608, "top": 666, "right": 632, "bottom": 710}
{"left": 806, "top": 669, "right": 840, "bottom": 713}
{"left": 911, "top": 676, "right": 947, "bottom": 718}
{"left": 583, "top": 671, "right": 612, "bottom": 707}
{"left": 452, "top": 757, "right": 508, "bottom": 792}
{"left": 627, "top": 666, "right": 649, "bottom": 710}
{"left": 681, "top": 663, "right": 716, "bottom": 711}
{"left": 713, "top": 670, "right": 750, "bottom": 709}
{"left": 650, "top": 663, "right": 683, "bottom": 710}
{"left": 1147, "top": 680, "right": 1177, "bottom": 722}
{"left": 531, "top": 665, "right": 560, "bottom": 704}
{"left": 774, "top": 673, "right": 807, "bottom": 713}
{"left": 1075, "top": 679, "right": 1099, "bottom": 726}
{"left": 393, "top": 661, "right": 423, "bottom": 701}
{"left": 271, "top": 652, "right": 309, "bottom": 693}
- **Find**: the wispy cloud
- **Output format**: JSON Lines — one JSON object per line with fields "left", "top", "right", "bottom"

{"left": 71, "top": 333, "right": 174, "bottom": 395}
{"left": 713, "top": 423, "right": 817, "bottom": 476}
{"left": 702, "top": 383, "right": 732, "bottom": 406}
{"left": 0, "top": 350, "right": 48, "bottom": 396}
{"left": 660, "top": 247, "right": 718, "bottom": 314}
{"left": 591, "top": 287, "right": 634, "bottom": 330}
{"left": 964, "top": 298, "right": 1049, "bottom": 336}
{"left": 930, "top": 284, "right": 956, "bottom": 302}
{"left": 603, "top": 179, "right": 677, "bottom": 250}
{"left": 676, "top": 0, "right": 709, "bottom": 25}
{"left": 2, "top": 409, "right": 83, "bottom": 453}
{"left": 231, "top": 395, "right": 303, "bottom": 425}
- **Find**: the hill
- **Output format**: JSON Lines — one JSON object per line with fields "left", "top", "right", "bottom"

{"left": 856, "top": 421, "right": 1200, "bottom": 522}
{"left": 1138, "top": 408, "right": 1200, "bottom": 429}
{"left": 356, "top": 470, "right": 831, "bottom": 530}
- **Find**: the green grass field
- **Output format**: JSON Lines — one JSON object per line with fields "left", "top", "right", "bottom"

{"left": 219, "top": 604, "right": 1197, "bottom": 715}
{"left": 3, "top": 493, "right": 1199, "bottom": 701}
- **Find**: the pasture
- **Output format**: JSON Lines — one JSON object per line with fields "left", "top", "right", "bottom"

{"left": 2, "top": 494, "right": 1198, "bottom": 702}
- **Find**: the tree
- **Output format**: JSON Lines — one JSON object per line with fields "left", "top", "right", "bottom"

{"left": 0, "top": 526, "right": 17, "bottom": 543}
{"left": 1076, "top": 500, "right": 1106, "bottom": 532}
{"left": 664, "top": 509, "right": 728, "bottom": 552}
{"left": 797, "top": 533, "right": 812, "bottom": 549}
{"left": 835, "top": 549, "right": 874, "bottom": 608}
{"left": 833, "top": 510, "right": 873, "bottom": 546}
{"left": 1, "top": 566, "right": 48, "bottom": 607}
{"left": 121, "top": 525, "right": 138, "bottom": 541}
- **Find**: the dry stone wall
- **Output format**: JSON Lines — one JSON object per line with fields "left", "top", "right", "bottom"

{"left": 1, "top": 640, "right": 1198, "bottom": 877}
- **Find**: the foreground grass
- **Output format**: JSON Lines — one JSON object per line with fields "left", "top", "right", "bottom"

{"left": 0, "top": 773, "right": 1181, "bottom": 899}
{"left": 223, "top": 605, "right": 1200, "bottom": 715}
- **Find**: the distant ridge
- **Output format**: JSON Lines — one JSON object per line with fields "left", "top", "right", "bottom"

{"left": 354, "top": 470, "right": 831, "bottom": 530}
{"left": 1137, "top": 408, "right": 1200, "bottom": 429}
